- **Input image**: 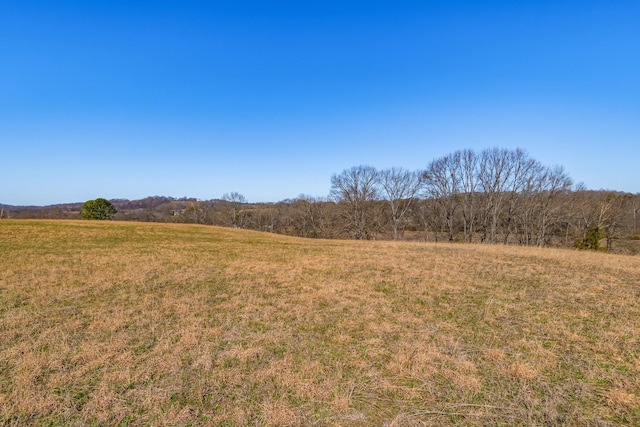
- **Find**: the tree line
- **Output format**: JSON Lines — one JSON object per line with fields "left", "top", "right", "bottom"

{"left": 329, "top": 148, "right": 575, "bottom": 245}
{"left": 3, "top": 148, "right": 639, "bottom": 253}
{"left": 326, "top": 148, "right": 638, "bottom": 252}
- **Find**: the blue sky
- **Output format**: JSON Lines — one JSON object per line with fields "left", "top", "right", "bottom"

{"left": 1, "top": 0, "right": 639, "bottom": 205}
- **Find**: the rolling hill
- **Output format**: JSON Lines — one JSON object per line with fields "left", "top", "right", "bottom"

{"left": 1, "top": 220, "right": 639, "bottom": 425}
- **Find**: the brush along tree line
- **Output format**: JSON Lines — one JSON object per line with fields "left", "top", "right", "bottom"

{"left": 6, "top": 148, "right": 639, "bottom": 251}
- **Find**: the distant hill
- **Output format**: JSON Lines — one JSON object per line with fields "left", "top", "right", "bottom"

{"left": 0, "top": 197, "right": 185, "bottom": 212}
{"left": 0, "top": 203, "right": 43, "bottom": 211}
{"left": 0, "top": 197, "right": 194, "bottom": 219}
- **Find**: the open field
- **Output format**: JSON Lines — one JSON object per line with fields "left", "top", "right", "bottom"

{"left": 1, "top": 220, "right": 640, "bottom": 426}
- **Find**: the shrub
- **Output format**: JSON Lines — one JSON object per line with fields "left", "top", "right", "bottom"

{"left": 574, "top": 226, "right": 605, "bottom": 251}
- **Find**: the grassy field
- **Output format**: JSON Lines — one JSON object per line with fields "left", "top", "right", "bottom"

{"left": 1, "top": 220, "right": 639, "bottom": 426}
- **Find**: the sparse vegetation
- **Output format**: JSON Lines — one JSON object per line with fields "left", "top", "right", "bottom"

{"left": 1, "top": 220, "right": 639, "bottom": 425}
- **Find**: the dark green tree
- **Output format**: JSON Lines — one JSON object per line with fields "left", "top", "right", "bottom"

{"left": 82, "top": 198, "right": 117, "bottom": 220}
{"left": 574, "top": 226, "right": 604, "bottom": 251}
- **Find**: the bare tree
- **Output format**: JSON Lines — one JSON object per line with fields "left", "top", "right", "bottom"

{"left": 415, "top": 197, "right": 443, "bottom": 242}
{"left": 290, "top": 197, "right": 312, "bottom": 238}
{"left": 534, "top": 165, "right": 573, "bottom": 246}
{"left": 478, "top": 148, "right": 516, "bottom": 244}
{"left": 222, "top": 192, "right": 247, "bottom": 228}
{"left": 501, "top": 150, "right": 540, "bottom": 244}
{"left": 377, "top": 167, "right": 422, "bottom": 240}
{"left": 185, "top": 200, "right": 209, "bottom": 224}
{"left": 599, "top": 193, "right": 630, "bottom": 251}
{"left": 423, "top": 154, "right": 460, "bottom": 242}
{"left": 289, "top": 195, "right": 327, "bottom": 238}
{"left": 632, "top": 194, "right": 640, "bottom": 235}
{"left": 330, "top": 165, "right": 379, "bottom": 240}
{"left": 571, "top": 190, "right": 627, "bottom": 251}
{"left": 455, "top": 149, "right": 479, "bottom": 242}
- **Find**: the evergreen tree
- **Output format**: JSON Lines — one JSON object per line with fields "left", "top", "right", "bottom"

{"left": 82, "top": 198, "right": 117, "bottom": 220}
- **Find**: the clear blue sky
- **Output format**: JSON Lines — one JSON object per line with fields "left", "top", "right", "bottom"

{"left": 2, "top": 0, "right": 639, "bottom": 205}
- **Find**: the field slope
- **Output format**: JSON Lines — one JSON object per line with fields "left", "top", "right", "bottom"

{"left": 1, "top": 220, "right": 639, "bottom": 426}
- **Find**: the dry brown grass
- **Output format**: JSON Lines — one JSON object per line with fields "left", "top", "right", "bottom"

{"left": 1, "top": 220, "right": 639, "bottom": 425}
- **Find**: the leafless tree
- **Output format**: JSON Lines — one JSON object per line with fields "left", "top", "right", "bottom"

{"left": 501, "top": 150, "right": 541, "bottom": 244}
{"left": 330, "top": 165, "right": 379, "bottom": 240}
{"left": 186, "top": 200, "right": 208, "bottom": 224}
{"left": 377, "top": 167, "right": 422, "bottom": 240}
{"left": 632, "top": 194, "right": 640, "bottom": 235}
{"left": 414, "top": 197, "right": 443, "bottom": 242}
{"left": 423, "top": 154, "right": 461, "bottom": 241}
{"left": 222, "top": 192, "right": 247, "bottom": 228}
{"left": 478, "top": 148, "right": 517, "bottom": 243}
{"left": 290, "top": 195, "right": 330, "bottom": 238}
{"left": 570, "top": 189, "right": 626, "bottom": 251}
{"left": 534, "top": 165, "right": 573, "bottom": 246}
{"left": 455, "top": 149, "right": 479, "bottom": 242}
{"left": 599, "top": 193, "right": 630, "bottom": 251}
